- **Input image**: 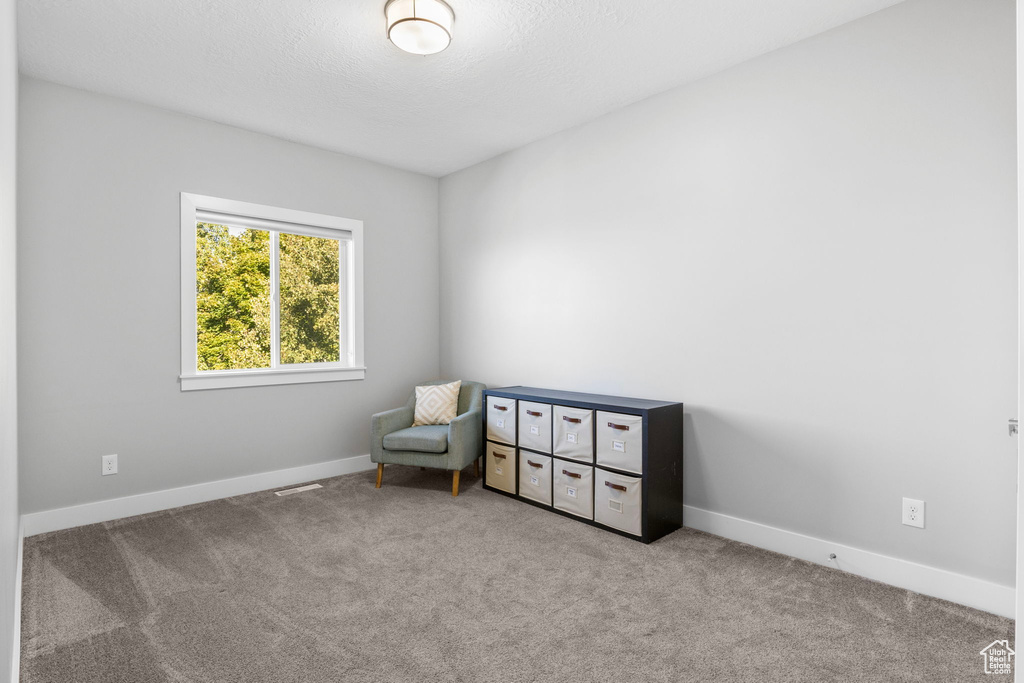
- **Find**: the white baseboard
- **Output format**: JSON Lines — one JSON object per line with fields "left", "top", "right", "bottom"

{"left": 21, "top": 455, "right": 374, "bottom": 537}
{"left": 10, "top": 518, "right": 23, "bottom": 683}
{"left": 684, "top": 505, "right": 1014, "bottom": 619}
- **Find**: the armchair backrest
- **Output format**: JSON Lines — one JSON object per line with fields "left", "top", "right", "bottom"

{"left": 407, "top": 380, "right": 484, "bottom": 416}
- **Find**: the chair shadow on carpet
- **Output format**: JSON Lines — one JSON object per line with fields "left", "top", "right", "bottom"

{"left": 370, "top": 461, "right": 484, "bottom": 495}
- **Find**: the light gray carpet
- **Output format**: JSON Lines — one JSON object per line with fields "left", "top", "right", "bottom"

{"left": 21, "top": 466, "right": 1013, "bottom": 682}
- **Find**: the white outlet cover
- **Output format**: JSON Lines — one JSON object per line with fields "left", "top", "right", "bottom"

{"left": 902, "top": 497, "right": 925, "bottom": 529}
{"left": 102, "top": 454, "right": 118, "bottom": 476}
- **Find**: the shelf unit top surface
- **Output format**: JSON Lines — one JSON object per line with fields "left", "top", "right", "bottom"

{"left": 484, "top": 386, "right": 682, "bottom": 411}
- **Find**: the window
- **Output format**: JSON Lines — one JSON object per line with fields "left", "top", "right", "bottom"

{"left": 180, "top": 193, "right": 364, "bottom": 390}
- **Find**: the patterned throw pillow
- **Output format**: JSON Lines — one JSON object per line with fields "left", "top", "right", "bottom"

{"left": 413, "top": 381, "right": 462, "bottom": 426}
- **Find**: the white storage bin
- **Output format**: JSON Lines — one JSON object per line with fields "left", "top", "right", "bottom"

{"left": 596, "top": 411, "right": 644, "bottom": 474}
{"left": 553, "top": 459, "right": 593, "bottom": 520}
{"left": 486, "top": 396, "right": 517, "bottom": 445}
{"left": 518, "top": 401, "right": 552, "bottom": 454}
{"left": 485, "top": 442, "right": 516, "bottom": 494}
{"left": 594, "top": 469, "right": 642, "bottom": 536}
{"left": 553, "top": 406, "right": 593, "bottom": 462}
{"left": 518, "top": 452, "right": 552, "bottom": 506}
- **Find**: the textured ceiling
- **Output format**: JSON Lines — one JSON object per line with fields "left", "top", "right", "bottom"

{"left": 18, "top": 0, "right": 906, "bottom": 177}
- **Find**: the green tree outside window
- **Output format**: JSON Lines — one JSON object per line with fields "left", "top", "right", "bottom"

{"left": 195, "top": 223, "right": 340, "bottom": 370}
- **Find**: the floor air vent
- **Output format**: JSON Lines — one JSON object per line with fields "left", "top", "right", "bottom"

{"left": 274, "top": 483, "right": 323, "bottom": 497}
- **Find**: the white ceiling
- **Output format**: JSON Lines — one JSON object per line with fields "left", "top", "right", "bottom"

{"left": 18, "top": 0, "right": 906, "bottom": 177}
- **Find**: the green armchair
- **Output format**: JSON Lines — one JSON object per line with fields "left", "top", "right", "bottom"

{"left": 371, "top": 380, "right": 485, "bottom": 496}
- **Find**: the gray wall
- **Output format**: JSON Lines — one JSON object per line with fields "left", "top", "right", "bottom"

{"left": 439, "top": 0, "right": 1017, "bottom": 586}
{"left": 0, "top": 0, "right": 18, "bottom": 679}
{"left": 18, "top": 79, "right": 440, "bottom": 514}
{"left": 1017, "top": 0, "right": 1024, "bottom": 654}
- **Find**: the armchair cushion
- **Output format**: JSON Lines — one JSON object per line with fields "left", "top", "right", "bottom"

{"left": 412, "top": 380, "right": 462, "bottom": 426}
{"left": 382, "top": 425, "right": 449, "bottom": 454}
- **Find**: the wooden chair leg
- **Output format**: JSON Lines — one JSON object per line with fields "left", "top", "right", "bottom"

{"left": 474, "top": 459, "right": 480, "bottom": 477}
{"left": 375, "top": 463, "right": 384, "bottom": 489}
{"left": 452, "top": 469, "right": 460, "bottom": 497}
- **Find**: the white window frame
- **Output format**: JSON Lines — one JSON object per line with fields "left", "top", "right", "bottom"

{"left": 180, "top": 193, "right": 365, "bottom": 391}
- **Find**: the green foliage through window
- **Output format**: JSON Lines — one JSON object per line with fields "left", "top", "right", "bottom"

{"left": 196, "top": 223, "right": 271, "bottom": 370}
{"left": 195, "top": 223, "right": 341, "bottom": 371}
{"left": 280, "top": 233, "right": 340, "bottom": 364}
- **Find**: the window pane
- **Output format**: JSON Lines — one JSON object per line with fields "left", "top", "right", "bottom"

{"left": 195, "top": 222, "right": 271, "bottom": 370}
{"left": 279, "top": 232, "right": 341, "bottom": 365}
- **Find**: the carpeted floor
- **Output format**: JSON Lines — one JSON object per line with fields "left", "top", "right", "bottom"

{"left": 20, "top": 466, "right": 1013, "bottom": 682}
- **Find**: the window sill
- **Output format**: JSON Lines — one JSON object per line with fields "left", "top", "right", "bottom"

{"left": 180, "top": 366, "right": 366, "bottom": 391}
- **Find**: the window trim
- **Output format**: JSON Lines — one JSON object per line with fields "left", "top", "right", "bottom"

{"left": 180, "top": 193, "right": 365, "bottom": 391}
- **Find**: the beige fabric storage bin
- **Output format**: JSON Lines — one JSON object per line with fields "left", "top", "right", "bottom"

{"left": 518, "top": 452, "right": 552, "bottom": 506}
{"left": 594, "top": 469, "right": 642, "bottom": 536}
{"left": 486, "top": 396, "right": 517, "bottom": 445}
{"left": 596, "top": 411, "right": 644, "bottom": 473}
{"left": 553, "top": 405, "right": 593, "bottom": 462}
{"left": 518, "top": 400, "right": 552, "bottom": 454}
{"left": 486, "top": 442, "right": 516, "bottom": 494}
{"left": 553, "top": 459, "right": 593, "bottom": 520}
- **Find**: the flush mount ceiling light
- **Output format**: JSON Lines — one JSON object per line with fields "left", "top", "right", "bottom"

{"left": 385, "top": 0, "right": 454, "bottom": 55}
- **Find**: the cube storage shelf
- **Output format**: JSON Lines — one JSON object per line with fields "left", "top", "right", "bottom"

{"left": 482, "top": 386, "right": 684, "bottom": 544}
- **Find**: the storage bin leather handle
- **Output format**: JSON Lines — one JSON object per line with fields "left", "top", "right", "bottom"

{"left": 527, "top": 460, "right": 543, "bottom": 468}
{"left": 526, "top": 410, "right": 543, "bottom": 417}
{"left": 604, "top": 481, "right": 628, "bottom": 492}
{"left": 493, "top": 405, "right": 508, "bottom": 412}
{"left": 562, "top": 416, "right": 582, "bottom": 423}
{"left": 493, "top": 453, "right": 506, "bottom": 460}
{"left": 607, "top": 422, "right": 630, "bottom": 431}
{"left": 562, "top": 470, "right": 582, "bottom": 479}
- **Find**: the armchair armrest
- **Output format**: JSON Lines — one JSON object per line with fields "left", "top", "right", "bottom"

{"left": 371, "top": 406, "right": 414, "bottom": 461}
{"left": 447, "top": 409, "right": 482, "bottom": 469}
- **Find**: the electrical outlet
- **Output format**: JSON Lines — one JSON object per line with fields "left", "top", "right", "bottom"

{"left": 902, "top": 497, "right": 924, "bottom": 528}
{"left": 101, "top": 454, "right": 118, "bottom": 476}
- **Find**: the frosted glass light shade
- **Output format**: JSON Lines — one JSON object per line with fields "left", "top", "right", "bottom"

{"left": 385, "top": 0, "right": 454, "bottom": 55}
